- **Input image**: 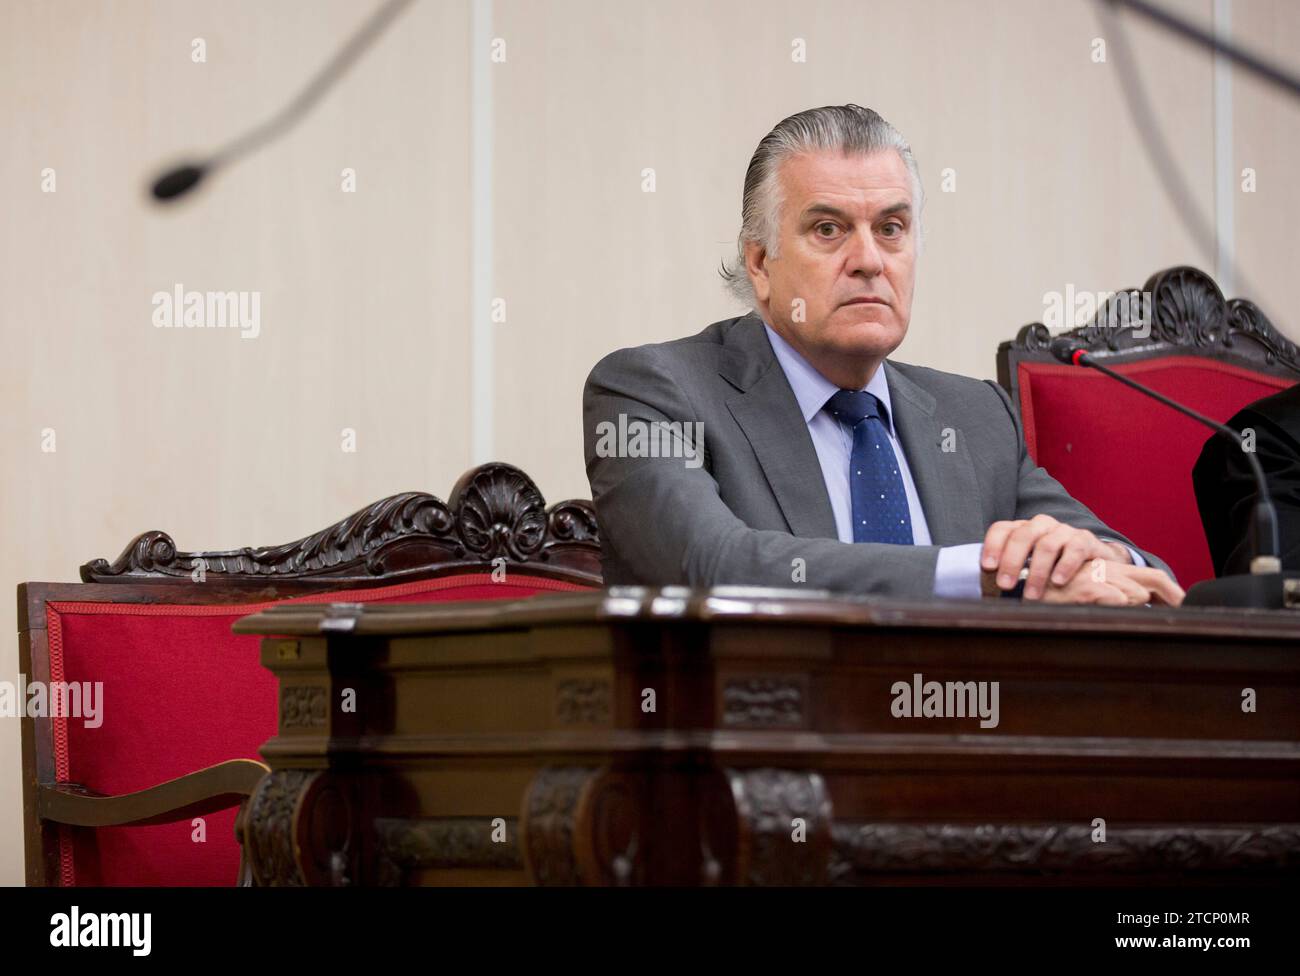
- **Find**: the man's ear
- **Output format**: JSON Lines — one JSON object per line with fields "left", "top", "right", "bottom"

{"left": 744, "top": 240, "right": 771, "bottom": 304}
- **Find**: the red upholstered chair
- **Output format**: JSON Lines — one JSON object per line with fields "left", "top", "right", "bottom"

{"left": 18, "top": 462, "right": 601, "bottom": 886}
{"left": 997, "top": 266, "right": 1300, "bottom": 587}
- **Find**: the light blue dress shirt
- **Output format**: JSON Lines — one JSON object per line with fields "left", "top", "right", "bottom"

{"left": 761, "top": 322, "right": 1141, "bottom": 598}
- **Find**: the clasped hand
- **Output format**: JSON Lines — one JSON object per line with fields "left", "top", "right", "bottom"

{"left": 981, "top": 515, "right": 1184, "bottom": 606}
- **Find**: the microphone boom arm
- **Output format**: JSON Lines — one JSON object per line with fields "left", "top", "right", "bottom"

{"left": 1068, "top": 347, "right": 1281, "bottom": 565}
{"left": 150, "top": 0, "right": 417, "bottom": 201}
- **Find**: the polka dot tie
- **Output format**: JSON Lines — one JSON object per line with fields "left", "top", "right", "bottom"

{"left": 825, "top": 389, "right": 914, "bottom": 545}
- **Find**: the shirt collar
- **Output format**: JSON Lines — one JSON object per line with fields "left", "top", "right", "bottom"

{"left": 761, "top": 319, "right": 895, "bottom": 433}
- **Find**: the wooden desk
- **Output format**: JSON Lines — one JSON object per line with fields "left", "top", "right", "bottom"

{"left": 232, "top": 587, "right": 1300, "bottom": 885}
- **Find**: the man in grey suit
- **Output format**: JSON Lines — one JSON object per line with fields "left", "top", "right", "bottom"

{"left": 583, "top": 104, "right": 1182, "bottom": 605}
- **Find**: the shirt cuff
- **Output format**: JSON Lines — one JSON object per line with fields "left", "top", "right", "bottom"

{"left": 933, "top": 543, "right": 985, "bottom": 600}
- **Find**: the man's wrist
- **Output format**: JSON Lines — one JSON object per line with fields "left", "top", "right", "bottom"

{"left": 1102, "top": 540, "right": 1134, "bottom": 564}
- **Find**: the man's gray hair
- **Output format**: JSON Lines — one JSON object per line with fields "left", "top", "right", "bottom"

{"left": 718, "top": 104, "right": 924, "bottom": 309}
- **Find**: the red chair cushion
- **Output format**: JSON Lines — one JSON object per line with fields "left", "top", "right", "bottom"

{"left": 1018, "top": 355, "right": 1294, "bottom": 586}
{"left": 46, "top": 573, "right": 595, "bottom": 886}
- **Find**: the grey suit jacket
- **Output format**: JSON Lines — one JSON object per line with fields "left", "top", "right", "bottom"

{"left": 582, "top": 312, "right": 1170, "bottom": 597}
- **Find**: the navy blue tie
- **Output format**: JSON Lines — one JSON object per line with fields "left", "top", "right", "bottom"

{"left": 825, "top": 389, "right": 914, "bottom": 545}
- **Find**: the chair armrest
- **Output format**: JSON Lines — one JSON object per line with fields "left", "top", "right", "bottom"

{"left": 38, "top": 758, "right": 269, "bottom": 828}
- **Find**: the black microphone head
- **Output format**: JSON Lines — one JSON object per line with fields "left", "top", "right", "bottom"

{"left": 1048, "top": 336, "right": 1083, "bottom": 364}
{"left": 150, "top": 163, "right": 207, "bottom": 202}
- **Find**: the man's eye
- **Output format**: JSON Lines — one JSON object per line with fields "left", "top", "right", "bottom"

{"left": 880, "top": 221, "right": 904, "bottom": 237}
{"left": 815, "top": 222, "right": 840, "bottom": 237}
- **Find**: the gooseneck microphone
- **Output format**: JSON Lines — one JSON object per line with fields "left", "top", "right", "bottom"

{"left": 1048, "top": 337, "right": 1292, "bottom": 609}
{"left": 148, "top": 0, "right": 416, "bottom": 202}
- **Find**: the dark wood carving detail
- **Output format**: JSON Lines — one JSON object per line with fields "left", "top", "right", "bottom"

{"left": 80, "top": 462, "right": 601, "bottom": 584}
{"left": 555, "top": 680, "right": 611, "bottom": 725}
{"left": 244, "top": 769, "right": 317, "bottom": 887}
{"left": 233, "top": 796, "right": 256, "bottom": 887}
{"left": 584, "top": 770, "right": 644, "bottom": 885}
{"left": 1005, "top": 265, "right": 1300, "bottom": 374}
{"left": 374, "top": 817, "right": 522, "bottom": 885}
{"left": 521, "top": 766, "right": 599, "bottom": 886}
{"left": 828, "top": 822, "right": 1300, "bottom": 881}
{"left": 280, "top": 686, "right": 327, "bottom": 730}
{"left": 726, "top": 768, "right": 833, "bottom": 885}
{"left": 723, "top": 676, "right": 806, "bottom": 728}
{"left": 546, "top": 501, "right": 601, "bottom": 547}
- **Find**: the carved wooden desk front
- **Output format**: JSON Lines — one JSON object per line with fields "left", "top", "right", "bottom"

{"left": 231, "top": 587, "right": 1300, "bottom": 885}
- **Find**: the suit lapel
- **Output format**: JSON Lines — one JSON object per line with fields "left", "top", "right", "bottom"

{"left": 885, "top": 362, "right": 984, "bottom": 545}
{"left": 721, "top": 318, "right": 839, "bottom": 539}
{"left": 717, "top": 318, "right": 985, "bottom": 545}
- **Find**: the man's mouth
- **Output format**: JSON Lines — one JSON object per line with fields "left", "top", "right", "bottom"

{"left": 841, "top": 297, "right": 888, "bottom": 306}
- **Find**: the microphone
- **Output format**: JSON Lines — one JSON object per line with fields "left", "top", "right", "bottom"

{"left": 1049, "top": 337, "right": 1292, "bottom": 609}
{"left": 148, "top": 0, "right": 416, "bottom": 203}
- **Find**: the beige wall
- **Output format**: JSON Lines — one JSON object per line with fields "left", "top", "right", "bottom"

{"left": 2, "top": 0, "right": 1296, "bottom": 885}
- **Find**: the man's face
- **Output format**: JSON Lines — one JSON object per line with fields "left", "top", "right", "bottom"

{"left": 747, "top": 149, "right": 917, "bottom": 377}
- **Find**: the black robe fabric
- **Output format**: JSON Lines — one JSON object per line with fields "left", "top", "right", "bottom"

{"left": 1192, "top": 384, "right": 1300, "bottom": 575}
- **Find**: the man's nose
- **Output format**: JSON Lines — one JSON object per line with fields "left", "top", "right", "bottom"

{"left": 845, "top": 227, "right": 885, "bottom": 278}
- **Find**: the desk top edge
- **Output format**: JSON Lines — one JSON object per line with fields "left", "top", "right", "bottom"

{"left": 229, "top": 585, "right": 1300, "bottom": 640}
